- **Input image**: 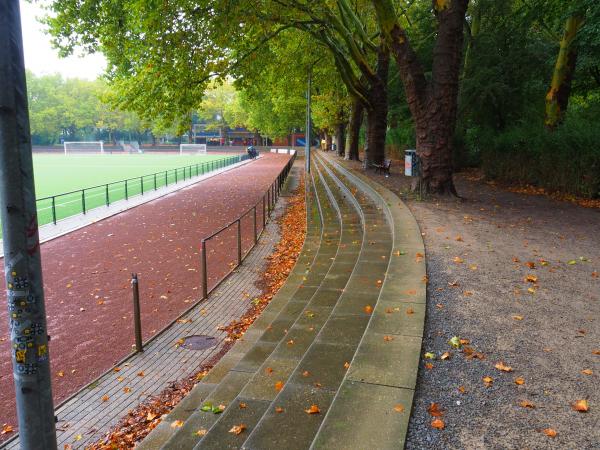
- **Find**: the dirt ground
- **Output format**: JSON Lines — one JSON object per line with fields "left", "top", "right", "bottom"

{"left": 339, "top": 155, "right": 599, "bottom": 450}
{"left": 0, "top": 154, "right": 291, "bottom": 438}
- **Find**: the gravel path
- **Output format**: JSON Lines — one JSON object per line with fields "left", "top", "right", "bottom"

{"left": 0, "top": 154, "right": 291, "bottom": 437}
{"left": 339, "top": 156, "right": 599, "bottom": 449}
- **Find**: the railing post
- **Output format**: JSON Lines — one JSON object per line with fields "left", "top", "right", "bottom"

{"left": 237, "top": 219, "right": 242, "bottom": 265}
{"left": 262, "top": 195, "right": 266, "bottom": 228}
{"left": 125, "top": 179, "right": 128, "bottom": 200}
{"left": 175, "top": 168, "right": 178, "bottom": 184}
{"left": 165, "top": 171, "right": 168, "bottom": 187}
{"left": 105, "top": 184, "right": 110, "bottom": 206}
{"left": 253, "top": 206, "right": 257, "bottom": 244}
{"left": 140, "top": 176, "right": 144, "bottom": 195}
{"left": 154, "top": 173, "right": 157, "bottom": 190}
{"left": 131, "top": 273, "right": 143, "bottom": 353}
{"left": 51, "top": 196, "right": 57, "bottom": 224}
{"left": 81, "top": 189, "right": 86, "bottom": 214}
{"left": 201, "top": 240, "right": 208, "bottom": 299}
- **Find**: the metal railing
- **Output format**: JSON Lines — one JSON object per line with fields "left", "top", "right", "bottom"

{"left": 200, "top": 153, "right": 296, "bottom": 298}
{"left": 35, "top": 154, "right": 251, "bottom": 227}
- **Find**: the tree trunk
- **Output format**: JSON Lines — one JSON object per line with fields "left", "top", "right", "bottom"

{"left": 345, "top": 97, "right": 363, "bottom": 160}
{"left": 373, "top": 0, "right": 469, "bottom": 195}
{"left": 335, "top": 122, "right": 346, "bottom": 157}
{"left": 545, "top": 14, "right": 584, "bottom": 129}
{"left": 325, "top": 133, "right": 332, "bottom": 152}
{"left": 364, "top": 45, "right": 390, "bottom": 167}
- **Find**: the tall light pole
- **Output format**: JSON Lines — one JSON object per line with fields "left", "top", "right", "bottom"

{"left": 305, "top": 69, "right": 312, "bottom": 173}
{"left": 0, "top": 1, "right": 57, "bottom": 448}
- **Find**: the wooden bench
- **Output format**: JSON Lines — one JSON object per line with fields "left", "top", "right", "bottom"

{"left": 371, "top": 159, "right": 392, "bottom": 176}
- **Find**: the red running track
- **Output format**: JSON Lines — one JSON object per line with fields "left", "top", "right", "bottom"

{"left": 0, "top": 153, "right": 291, "bottom": 433}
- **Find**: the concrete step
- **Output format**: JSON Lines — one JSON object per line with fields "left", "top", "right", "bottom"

{"left": 137, "top": 166, "right": 323, "bottom": 449}
{"left": 189, "top": 158, "right": 367, "bottom": 449}
{"left": 140, "top": 163, "right": 348, "bottom": 449}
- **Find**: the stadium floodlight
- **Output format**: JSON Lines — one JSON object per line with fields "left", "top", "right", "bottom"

{"left": 180, "top": 143, "right": 208, "bottom": 155}
{"left": 64, "top": 141, "right": 104, "bottom": 155}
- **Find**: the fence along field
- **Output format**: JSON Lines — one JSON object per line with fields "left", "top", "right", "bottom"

{"left": 0, "top": 153, "right": 244, "bottom": 238}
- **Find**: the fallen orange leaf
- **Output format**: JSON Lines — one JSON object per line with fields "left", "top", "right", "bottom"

{"left": 406, "top": 307, "right": 415, "bottom": 315}
{"left": 364, "top": 305, "right": 373, "bottom": 314}
{"left": 525, "top": 275, "right": 538, "bottom": 283}
{"left": 343, "top": 362, "right": 350, "bottom": 369}
{"left": 428, "top": 403, "right": 443, "bottom": 417}
{"left": 196, "top": 429, "right": 208, "bottom": 436}
{"left": 495, "top": 362, "right": 513, "bottom": 372}
{"left": 239, "top": 402, "right": 247, "bottom": 409}
{"left": 581, "top": 369, "right": 593, "bottom": 375}
{"left": 453, "top": 256, "right": 464, "bottom": 264}
{"left": 265, "top": 367, "right": 273, "bottom": 374}
{"left": 305, "top": 404, "right": 320, "bottom": 414}
{"left": 542, "top": 428, "right": 557, "bottom": 438}
{"left": 274, "top": 381, "right": 284, "bottom": 391}
{"left": 519, "top": 400, "right": 535, "bottom": 409}
{"left": 431, "top": 418, "right": 445, "bottom": 430}
{"left": 458, "top": 386, "right": 466, "bottom": 394}
{"left": 170, "top": 420, "right": 184, "bottom": 429}
{"left": 123, "top": 387, "right": 131, "bottom": 394}
{"left": 440, "top": 352, "right": 451, "bottom": 360}
{"left": 146, "top": 412, "right": 157, "bottom": 421}
{"left": 275, "top": 407, "right": 284, "bottom": 413}
{"left": 302, "top": 371, "right": 310, "bottom": 377}
{"left": 383, "top": 335, "right": 394, "bottom": 342}
{"left": 572, "top": 399, "right": 589, "bottom": 412}
{"left": 424, "top": 362, "right": 434, "bottom": 370}
{"left": 515, "top": 377, "right": 525, "bottom": 385}
{"left": 512, "top": 315, "right": 524, "bottom": 321}
{"left": 483, "top": 376, "right": 493, "bottom": 386}
{"left": 394, "top": 404, "right": 405, "bottom": 413}
{"left": 1, "top": 424, "right": 14, "bottom": 435}
{"left": 228, "top": 424, "right": 246, "bottom": 435}
{"left": 101, "top": 395, "right": 109, "bottom": 402}
{"left": 137, "top": 371, "right": 145, "bottom": 377}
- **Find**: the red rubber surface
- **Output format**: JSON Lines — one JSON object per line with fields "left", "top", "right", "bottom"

{"left": 0, "top": 153, "right": 291, "bottom": 433}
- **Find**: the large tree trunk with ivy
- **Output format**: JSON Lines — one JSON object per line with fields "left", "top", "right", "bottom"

{"left": 373, "top": 0, "right": 468, "bottom": 195}
{"left": 345, "top": 97, "right": 363, "bottom": 161}
{"left": 364, "top": 46, "right": 390, "bottom": 167}
{"left": 545, "top": 14, "right": 584, "bottom": 129}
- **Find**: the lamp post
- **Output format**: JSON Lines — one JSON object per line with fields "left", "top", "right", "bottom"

{"left": 305, "top": 69, "right": 312, "bottom": 173}
{"left": 0, "top": 1, "right": 57, "bottom": 448}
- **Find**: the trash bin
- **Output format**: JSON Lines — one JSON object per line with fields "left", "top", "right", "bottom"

{"left": 405, "top": 149, "right": 418, "bottom": 176}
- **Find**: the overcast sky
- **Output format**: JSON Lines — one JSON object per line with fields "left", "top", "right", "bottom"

{"left": 20, "top": 0, "right": 106, "bottom": 80}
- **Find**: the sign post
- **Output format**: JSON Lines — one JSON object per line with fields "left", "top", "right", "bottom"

{"left": 0, "top": 1, "right": 57, "bottom": 447}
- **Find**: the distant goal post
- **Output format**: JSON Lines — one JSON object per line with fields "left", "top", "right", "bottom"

{"left": 63, "top": 141, "right": 104, "bottom": 155}
{"left": 180, "top": 143, "right": 207, "bottom": 155}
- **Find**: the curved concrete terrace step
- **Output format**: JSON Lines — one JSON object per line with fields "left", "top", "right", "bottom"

{"left": 139, "top": 153, "right": 426, "bottom": 449}
{"left": 139, "top": 165, "right": 335, "bottom": 449}
{"left": 311, "top": 153, "right": 426, "bottom": 450}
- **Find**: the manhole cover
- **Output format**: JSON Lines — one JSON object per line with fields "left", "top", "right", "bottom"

{"left": 180, "top": 335, "right": 218, "bottom": 350}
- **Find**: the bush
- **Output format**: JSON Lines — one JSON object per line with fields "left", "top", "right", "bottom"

{"left": 475, "top": 115, "right": 600, "bottom": 198}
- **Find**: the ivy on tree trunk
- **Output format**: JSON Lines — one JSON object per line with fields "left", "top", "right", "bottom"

{"left": 545, "top": 14, "right": 585, "bottom": 130}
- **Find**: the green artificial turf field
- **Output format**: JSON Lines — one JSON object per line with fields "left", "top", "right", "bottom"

{"left": 0, "top": 153, "right": 241, "bottom": 238}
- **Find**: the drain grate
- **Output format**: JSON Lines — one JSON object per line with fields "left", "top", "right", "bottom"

{"left": 180, "top": 335, "right": 218, "bottom": 350}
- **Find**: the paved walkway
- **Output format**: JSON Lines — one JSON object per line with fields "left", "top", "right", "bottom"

{"left": 138, "top": 153, "right": 426, "bottom": 449}
{"left": 0, "top": 154, "right": 291, "bottom": 439}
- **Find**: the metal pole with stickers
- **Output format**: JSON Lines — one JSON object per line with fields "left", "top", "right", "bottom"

{"left": 0, "top": 1, "right": 58, "bottom": 447}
